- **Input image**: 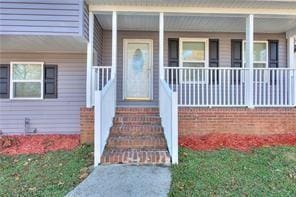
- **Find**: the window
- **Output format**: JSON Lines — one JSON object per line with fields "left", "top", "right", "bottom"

{"left": 179, "top": 38, "right": 209, "bottom": 82}
{"left": 10, "top": 62, "right": 44, "bottom": 99}
{"left": 243, "top": 41, "right": 268, "bottom": 68}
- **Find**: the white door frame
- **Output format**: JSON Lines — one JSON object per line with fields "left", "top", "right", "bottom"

{"left": 123, "top": 39, "right": 153, "bottom": 100}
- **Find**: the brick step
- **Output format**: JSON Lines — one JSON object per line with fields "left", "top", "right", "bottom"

{"left": 110, "top": 125, "right": 164, "bottom": 137}
{"left": 116, "top": 107, "right": 159, "bottom": 115}
{"left": 101, "top": 149, "right": 171, "bottom": 165}
{"left": 113, "top": 115, "right": 161, "bottom": 125}
{"left": 106, "top": 136, "right": 167, "bottom": 149}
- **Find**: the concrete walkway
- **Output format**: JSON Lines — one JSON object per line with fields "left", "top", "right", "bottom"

{"left": 67, "top": 165, "right": 171, "bottom": 197}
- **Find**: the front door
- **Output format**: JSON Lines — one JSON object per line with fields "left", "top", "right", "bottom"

{"left": 123, "top": 39, "right": 153, "bottom": 100}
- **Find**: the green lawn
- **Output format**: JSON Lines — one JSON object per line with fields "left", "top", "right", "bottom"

{"left": 170, "top": 147, "right": 296, "bottom": 196}
{"left": 0, "top": 145, "right": 93, "bottom": 196}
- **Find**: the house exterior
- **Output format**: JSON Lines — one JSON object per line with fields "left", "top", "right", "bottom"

{"left": 0, "top": 0, "right": 296, "bottom": 165}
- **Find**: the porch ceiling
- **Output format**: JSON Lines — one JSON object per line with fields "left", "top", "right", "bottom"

{"left": 88, "top": 0, "right": 296, "bottom": 10}
{"left": 96, "top": 13, "right": 296, "bottom": 33}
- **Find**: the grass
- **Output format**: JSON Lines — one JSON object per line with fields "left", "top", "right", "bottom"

{"left": 0, "top": 145, "right": 93, "bottom": 196}
{"left": 170, "top": 147, "right": 296, "bottom": 196}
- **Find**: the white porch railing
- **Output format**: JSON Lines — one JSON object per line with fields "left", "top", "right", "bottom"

{"left": 164, "top": 67, "right": 296, "bottom": 107}
{"left": 159, "top": 79, "right": 178, "bottom": 164}
{"left": 93, "top": 66, "right": 112, "bottom": 91}
{"left": 94, "top": 70, "right": 116, "bottom": 166}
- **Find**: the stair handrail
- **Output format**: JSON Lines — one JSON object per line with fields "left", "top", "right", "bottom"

{"left": 159, "top": 79, "right": 178, "bottom": 164}
{"left": 94, "top": 77, "right": 116, "bottom": 166}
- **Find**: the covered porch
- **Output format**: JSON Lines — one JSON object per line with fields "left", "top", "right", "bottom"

{"left": 86, "top": 11, "right": 296, "bottom": 108}
{"left": 85, "top": 4, "right": 296, "bottom": 166}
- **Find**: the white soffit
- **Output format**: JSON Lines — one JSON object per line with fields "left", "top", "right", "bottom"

{"left": 96, "top": 13, "right": 296, "bottom": 33}
{"left": 0, "top": 35, "right": 87, "bottom": 53}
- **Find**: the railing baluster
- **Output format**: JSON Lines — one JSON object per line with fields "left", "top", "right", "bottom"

{"left": 210, "top": 69, "right": 212, "bottom": 106}
{"left": 277, "top": 69, "right": 280, "bottom": 105}
{"left": 193, "top": 69, "right": 196, "bottom": 105}
{"left": 215, "top": 69, "right": 218, "bottom": 106}
{"left": 200, "top": 69, "right": 203, "bottom": 106}
{"left": 281, "top": 69, "right": 284, "bottom": 106}
{"left": 267, "top": 69, "right": 270, "bottom": 106}
{"left": 223, "top": 69, "right": 226, "bottom": 105}
{"left": 189, "top": 69, "right": 192, "bottom": 105}
{"left": 240, "top": 69, "right": 243, "bottom": 105}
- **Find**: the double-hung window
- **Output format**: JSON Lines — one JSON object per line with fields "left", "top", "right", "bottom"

{"left": 179, "top": 38, "right": 209, "bottom": 82}
{"left": 243, "top": 41, "right": 268, "bottom": 68}
{"left": 10, "top": 62, "right": 44, "bottom": 99}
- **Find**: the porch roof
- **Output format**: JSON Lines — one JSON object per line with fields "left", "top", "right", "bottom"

{"left": 95, "top": 13, "right": 296, "bottom": 34}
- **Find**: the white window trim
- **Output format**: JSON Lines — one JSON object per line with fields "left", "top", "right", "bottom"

{"left": 179, "top": 38, "right": 209, "bottom": 84}
{"left": 242, "top": 40, "right": 269, "bottom": 68}
{"left": 10, "top": 62, "right": 44, "bottom": 100}
{"left": 179, "top": 38, "right": 209, "bottom": 68}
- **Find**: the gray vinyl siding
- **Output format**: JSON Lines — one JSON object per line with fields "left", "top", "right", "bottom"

{"left": 102, "top": 31, "right": 287, "bottom": 106}
{"left": 164, "top": 32, "right": 287, "bottom": 67}
{"left": 0, "top": 53, "right": 86, "bottom": 135}
{"left": 0, "top": 0, "right": 86, "bottom": 38}
{"left": 94, "top": 16, "right": 103, "bottom": 65}
{"left": 83, "top": 0, "right": 89, "bottom": 41}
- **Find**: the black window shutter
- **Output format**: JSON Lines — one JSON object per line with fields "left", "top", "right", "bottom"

{"left": 268, "top": 40, "right": 278, "bottom": 68}
{"left": 44, "top": 65, "right": 58, "bottom": 98}
{"left": 168, "top": 38, "right": 179, "bottom": 84}
{"left": 209, "top": 39, "right": 219, "bottom": 67}
{"left": 0, "top": 64, "right": 10, "bottom": 98}
{"left": 231, "top": 40, "right": 243, "bottom": 67}
{"left": 209, "top": 39, "right": 219, "bottom": 84}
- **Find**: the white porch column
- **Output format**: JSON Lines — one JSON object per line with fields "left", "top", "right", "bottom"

{"left": 288, "top": 36, "right": 295, "bottom": 68}
{"left": 111, "top": 11, "right": 117, "bottom": 78}
{"left": 86, "top": 12, "right": 94, "bottom": 108}
{"left": 245, "top": 14, "right": 254, "bottom": 108}
{"left": 288, "top": 36, "right": 296, "bottom": 105}
{"left": 159, "top": 12, "right": 164, "bottom": 80}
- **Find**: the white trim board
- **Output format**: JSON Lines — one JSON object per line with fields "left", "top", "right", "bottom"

{"left": 90, "top": 5, "right": 296, "bottom": 16}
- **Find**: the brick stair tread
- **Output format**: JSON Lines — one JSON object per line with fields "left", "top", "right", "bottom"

{"left": 106, "top": 136, "right": 167, "bottom": 149}
{"left": 101, "top": 149, "right": 171, "bottom": 165}
{"left": 116, "top": 108, "right": 159, "bottom": 115}
{"left": 113, "top": 116, "right": 161, "bottom": 125}
{"left": 111, "top": 124, "right": 163, "bottom": 135}
{"left": 110, "top": 125, "right": 163, "bottom": 136}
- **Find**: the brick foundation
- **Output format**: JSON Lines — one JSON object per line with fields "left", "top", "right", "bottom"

{"left": 80, "top": 107, "right": 94, "bottom": 144}
{"left": 179, "top": 107, "right": 296, "bottom": 136}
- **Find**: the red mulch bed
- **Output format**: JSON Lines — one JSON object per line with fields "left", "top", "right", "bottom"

{"left": 179, "top": 133, "right": 296, "bottom": 152}
{"left": 0, "top": 134, "right": 80, "bottom": 156}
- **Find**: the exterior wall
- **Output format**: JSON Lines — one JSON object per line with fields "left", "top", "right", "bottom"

{"left": 179, "top": 107, "right": 296, "bottom": 136}
{"left": 102, "top": 31, "right": 287, "bottom": 105}
{"left": 80, "top": 107, "right": 94, "bottom": 144}
{"left": 0, "top": 0, "right": 86, "bottom": 39}
{"left": 164, "top": 32, "right": 287, "bottom": 67}
{"left": 0, "top": 52, "right": 86, "bottom": 135}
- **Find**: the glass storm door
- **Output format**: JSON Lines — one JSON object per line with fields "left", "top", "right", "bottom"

{"left": 123, "top": 39, "right": 153, "bottom": 100}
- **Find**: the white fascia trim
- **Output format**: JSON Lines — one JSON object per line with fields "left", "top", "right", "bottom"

{"left": 89, "top": 5, "right": 296, "bottom": 16}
